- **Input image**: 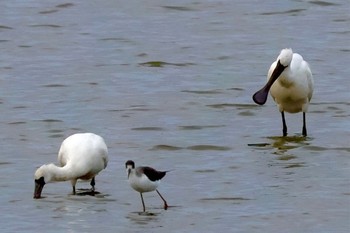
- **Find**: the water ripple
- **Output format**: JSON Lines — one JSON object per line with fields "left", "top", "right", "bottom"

{"left": 139, "top": 61, "right": 195, "bottom": 67}
{"left": 187, "top": 145, "right": 231, "bottom": 151}
{"left": 178, "top": 125, "right": 225, "bottom": 130}
{"left": 260, "top": 9, "right": 306, "bottom": 16}
{"left": 309, "top": 1, "right": 339, "bottom": 6}
{"left": 39, "top": 9, "right": 58, "bottom": 14}
{"left": 194, "top": 169, "right": 216, "bottom": 173}
{"left": 38, "top": 119, "right": 64, "bottom": 123}
{"left": 200, "top": 197, "right": 251, "bottom": 202}
{"left": 161, "top": 6, "right": 197, "bottom": 11}
{"left": 8, "top": 121, "right": 26, "bottom": 125}
{"left": 29, "top": 24, "right": 62, "bottom": 28}
{"left": 0, "top": 162, "right": 13, "bottom": 166}
{"left": 207, "top": 103, "right": 257, "bottom": 109}
{"left": 131, "top": 127, "right": 164, "bottom": 131}
{"left": 283, "top": 163, "right": 305, "bottom": 169}
{"left": 150, "top": 144, "right": 231, "bottom": 151}
{"left": 56, "top": 3, "right": 74, "bottom": 8}
{"left": 0, "top": 25, "right": 13, "bottom": 30}
{"left": 150, "top": 145, "right": 183, "bottom": 151}
{"left": 42, "top": 84, "right": 68, "bottom": 88}
{"left": 304, "top": 145, "right": 350, "bottom": 152}
{"left": 181, "top": 89, "right": 223, "bottom": 94}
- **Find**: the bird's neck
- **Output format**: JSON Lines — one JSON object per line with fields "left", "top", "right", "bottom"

{"left": 46, "top": 163, "right": 75, "bottom": 182}
{"left": 128, "top": 169, "right": 143, "bottom": 180}
{"left": 129, "top": 169, "right": 138, "bottom": 177}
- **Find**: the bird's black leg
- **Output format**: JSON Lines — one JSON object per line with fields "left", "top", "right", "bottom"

{"left": 302, "top": 112, "right": 307, "bottom": 136}
{"left": 281, "top": 111, "right": 287, "bottom": 136}
{"left": 90, "top": 177, "right": 95, "bottom": 195}
{"left": 72, "top": 186, "right": 76, "bottom": 195}
{"left": 140, "top": 193, "right": 146, "bottom": 212}
{"left": 156, "top": 189, "right": 168, "bottom": 210}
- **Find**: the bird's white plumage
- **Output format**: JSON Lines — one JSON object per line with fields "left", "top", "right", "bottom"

{"left": 269, "top": 49, "right": 314, "bottom": 113}
{"left": 128, "top": 170, "right": 160, "bottom": 193}
{"left": 277, "top": 48, "right": 293, "bottom": 67}
{"left": 252, "top": 48, "right": 314, "bottom": 136}
{"left": 57, "top": 133, "right": 108, "bottom": 183}
{"left": 34, "top": 133, "right": 108, "bottom": 198}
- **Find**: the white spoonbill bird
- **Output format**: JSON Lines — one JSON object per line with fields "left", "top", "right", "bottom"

{"left": 125, "top": 160, "right": 168, "bottom": 212}
{"left": 34, "top": 133, "right": 108, "bottom": 199}
{"left": 253, "top": 48, "right": 314, "bottom": 136}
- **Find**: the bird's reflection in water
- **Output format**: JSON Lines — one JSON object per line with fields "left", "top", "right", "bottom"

{"left": 126, "top": 211, "right": 160, "bottom": 226}
{"left": 268, "top": 135, "right": 311, "bottom": 154}
{"left": 267, "top": 136, "right": 312, "bottom": 168}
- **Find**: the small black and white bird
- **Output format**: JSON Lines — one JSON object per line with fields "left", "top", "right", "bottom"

{"left": 125, "top": 160, "right": 168, "bottom": 212}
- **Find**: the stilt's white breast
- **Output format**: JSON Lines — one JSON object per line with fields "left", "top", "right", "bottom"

{"left": 128, "top": 172, "right": 159, "bottom": 193}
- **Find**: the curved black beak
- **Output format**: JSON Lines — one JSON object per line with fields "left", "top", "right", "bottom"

{"left": 253, "top": 60, "right": 287, "bottom": 105}
{"left": 33, "top": 177, "right": 45, "bottom": 199}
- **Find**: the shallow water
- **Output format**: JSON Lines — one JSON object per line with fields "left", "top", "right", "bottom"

{"left": 0, "top": 0, "right": 349, "bottom": 232}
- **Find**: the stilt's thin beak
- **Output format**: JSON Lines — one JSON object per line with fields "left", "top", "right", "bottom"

{"left": 127, "top": 168, "right": 131, "bottom": 178}
{"left": 253, "top": 60, "right": 287, "bottom": 105}
{"left": 33, "top": 177, "right": 45, "bottom": 199}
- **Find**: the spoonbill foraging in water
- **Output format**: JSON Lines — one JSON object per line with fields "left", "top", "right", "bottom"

{"left": 253, "top": 48, "right": 314, "bottom": 136}
{"left": 34, "top": 133, "right": 108, "bottom": 199}
{"left": 125, "top": 160, "right": 169, "bottom": 212}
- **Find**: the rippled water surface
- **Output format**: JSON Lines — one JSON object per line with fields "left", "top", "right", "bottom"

{"left": 1, "top": 0, "right": 349, "bottom": 232}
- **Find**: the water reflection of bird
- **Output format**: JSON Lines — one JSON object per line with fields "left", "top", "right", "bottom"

{"left": 253, "top": 48, "right": 314, "bottom": 136}
{"left": 33, "top": 133, "right": 108, "bottom": 199}
{"left": 125, "top": 160, "right": 168, "bottom": 212}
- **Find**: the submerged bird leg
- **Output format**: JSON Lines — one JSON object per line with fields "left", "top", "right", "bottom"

{"left": 281, "top": 111, "right": 287, "bottom": 136}
{"left": 90, "top": 177, "right": 95, "bottom": 195}
{"left": 72, "top": 186, "right": 76, "bottom": 195}
{"left": 156, "top": 189, "right": 168, "bottom": 210}
{"left": 302, "top": 112, "right": 307, "bottom": 136}
{"left": 140, "top": 193, "right": 146, "bottom": 212}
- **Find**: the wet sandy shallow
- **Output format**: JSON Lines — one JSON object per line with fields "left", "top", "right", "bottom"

{"left": 0, "top": 0, "right": 349, "bottom": 232}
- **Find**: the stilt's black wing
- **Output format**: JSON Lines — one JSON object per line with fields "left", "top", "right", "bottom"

{"left": 141, "top": 167, "right": 166, "bottom": 181}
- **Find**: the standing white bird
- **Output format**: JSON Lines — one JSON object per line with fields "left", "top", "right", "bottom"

{"left": 125, "top": 160, "right": 168, "bottom": 212}
{"left": 33, "top": 133, "right": 108, "bottom": 199}
{"left": 253, "top": 48, "right": 314, "bottom": 136}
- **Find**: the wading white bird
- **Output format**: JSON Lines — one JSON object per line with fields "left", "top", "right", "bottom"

{"left": 125, "top": 160, "right": 168, "bottom": 212}
{"left": 253, "top": 48, "right": 314, "bottom": 136}
{"left": 34, "top": 133, "right": 108, "bottom": 199}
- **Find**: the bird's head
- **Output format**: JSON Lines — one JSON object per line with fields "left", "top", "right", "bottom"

{"left": 278, "top": 48, "right": 293, "bottom": 67}
{"left": 252, "top": 48, "right": 293, "bottom": 105}
{"left": 33, "top": 164, "right": 54, "bottom": 199}
{"left": 125, "top": 160, "right": 135, "bottom": 178}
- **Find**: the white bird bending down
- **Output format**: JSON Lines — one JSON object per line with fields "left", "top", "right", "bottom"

{"left": 253, "top": 48, "right": 314, "bottom": 136}
{"left": 125, "top": 160, "right": 168, "bottom": 212}
{"left": 34, "top": 133, "right": 108, "bottom": 199}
